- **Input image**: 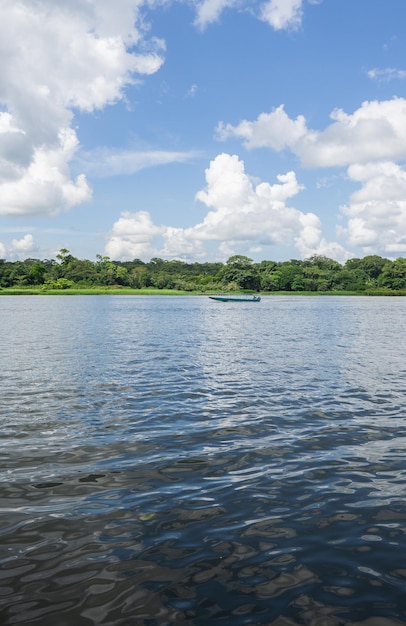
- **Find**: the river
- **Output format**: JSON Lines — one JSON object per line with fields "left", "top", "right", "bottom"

{"left": 1, "top": 295, "right": 406, "bottom": 625}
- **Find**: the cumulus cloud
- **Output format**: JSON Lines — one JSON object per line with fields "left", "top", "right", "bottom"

{"left": 340, "top": 161, "right": 406, "bottom": 255}
{"left": 194, "top": 0, "right": 307, "bottom": 31}
{"left": 0, "top": 129, "right": 91, "bottom": 216}
{"left": 105, "top": 153, "right": 349, "bottom": 261}
{"left": 217, "top": 98, "right": 406, "bottom": 257}
{"left": 217, "top": 98, "right": 406, "bottom": 168}
{"left": 105, "top": 210, "right": 165, "bottom": 260}
{"left": 0, "top": 234, "right": 39, "bottom": 260}
{"left": 161, "top": 227, "right": 208, "bottom": 260}
{"left": 216, "top": 105, "right": 308, "bottom": 151}
{"left": 11, "top": 234, "right": 38, "bottom": 255}
{"left": 260, "top": 0, "right": 303, "bottom": 31}
{"left": 192, "top": 154, "right": 306, "bottom": 243}
{"left": 0, "top": 0, "right": 165, "bottom": 217}
{"left": 194, "top": 0, "right": 236, "bottom": 30}
{"left": 295, "top": 217, "right": 351, "bottom": 261}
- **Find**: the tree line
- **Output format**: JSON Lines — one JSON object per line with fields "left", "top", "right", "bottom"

{"left": 1, "top": 249, "right": 406, "bottom": 292}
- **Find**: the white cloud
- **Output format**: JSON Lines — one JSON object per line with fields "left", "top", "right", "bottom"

{"left": 368, "top": 68, "right": 406, "bottom": 82}
{"left": 0, "top": 129, "right": 91, "bottom": 216}
{"left": 105, "top": 210, "right": 165, "bottom": 260}
{"left": 260, "top": 0, "right": 303, "bottom": 31}
{"left": 0, "top": 234, "right": 39, "bottom": 260}
{"left": 161, "top": 227, "right": 207, "bottom": 259}
{"left": 194, "top": 0, "right": 236, "bottom": 30}
{"left": 78, "top": 148, "right": 199, "bottom": 178}
{"left": 11, "top": 234, "right": 37, "bottom": 255}
{"left": 0, "top": 112, "right": 31, "bottom": 183}
{"left": 295, "top": 215, "right": 351, "bottom": 262}
{"left": 105, "top": 153, "right": 348, "bottom": 261}
{"left": 217, "top": 98, "right": 406, "bottom": 168}
{"left": 0, "top": 0, "right": 165, "bottom": 217}
{"left": 340, "top": 161, "right": 406, "bottom": 255}
{"left": 191, "top": 154, "right": 307, "bottom": 244}
{"left": 217, "top": 98, "right": 406, "bottom": 258}
{"left": 194, "top": 0, "right": 307, "bottom": 31}
{"left": 216, "top": 105, "right": 308, "bottom": 151}
{"left": 185, "top": 84, "right": 198, "bottom": 98}
{"left": 190, "top": 153, "right": 350, "bottom": 261}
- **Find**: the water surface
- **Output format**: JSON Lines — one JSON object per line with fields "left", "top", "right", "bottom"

{"left": 1, "top": 295, "right": 406, "bottom": 625}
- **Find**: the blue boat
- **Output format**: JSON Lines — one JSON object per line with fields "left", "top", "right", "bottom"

{"left": 209, "top": 294, "right": 261, "bottom": 302}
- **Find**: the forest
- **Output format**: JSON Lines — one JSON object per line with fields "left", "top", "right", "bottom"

{"left": 1, "top": 249, "right": 406, "bottom": 293}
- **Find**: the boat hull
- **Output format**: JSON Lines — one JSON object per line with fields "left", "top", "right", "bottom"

{"left": 209, "top": 295, "right": 261, "bottom": 302}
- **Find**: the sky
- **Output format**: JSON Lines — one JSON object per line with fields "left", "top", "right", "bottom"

{"left": 1, "top": 0, "right": 406, "bottom": 264}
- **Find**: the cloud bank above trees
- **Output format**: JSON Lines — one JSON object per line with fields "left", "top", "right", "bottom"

{"left": 105, "top": 153, "right": 350, "bottom": 262}
{"left": 214, "top": 98, "right": 406, "bottom": 258}
{"left": 105, "top": 96, "right": 406, "bottom": 264}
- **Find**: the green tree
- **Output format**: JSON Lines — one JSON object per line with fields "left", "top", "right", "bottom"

{"left": 334, "top": 268, "right": 368, "bottom": 291}
{"left": 304, "top": 255, "right": 341, "bottom": 272}
{"left": 127, "top": 266, "right": 152, "bottom": 288}
{"left": 56, "top": 248, "right": 74, "bottom": 265}
{"left": 302, "top": 256, "right": 342, "bottom": 291}
{"left": 95, "top": 255, "right": 119, "bottom": 285}
{"left": 345, "top": 255, "right": 386, "bottom": 283}
{"left": 261, "top": 270, "right": 282, "bottom": 291}
{"left": 378, "top": 258, "right": 406, "bottom": 290}
{"left": 28, "top": 260, "right": 47, "bottom": 285}
{"left": 278, "top": 262, "right": 304, "bottom": 291}
{"left": 220, "top": 255, "right": 260, "bottom": 290}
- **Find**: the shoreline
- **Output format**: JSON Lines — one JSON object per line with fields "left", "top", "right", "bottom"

{"left": 1, "top": 287, "right": 405, "bottom": 296}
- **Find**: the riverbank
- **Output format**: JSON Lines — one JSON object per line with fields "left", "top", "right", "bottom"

{"left": 1, "top": 286, "right": 405, "bottom": 296}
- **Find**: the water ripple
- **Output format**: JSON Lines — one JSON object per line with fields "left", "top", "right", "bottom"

{"left": 1, "top": 296, "right": 406, "bottom": 624}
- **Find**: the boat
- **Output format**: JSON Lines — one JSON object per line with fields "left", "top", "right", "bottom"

{"left": 209, "top": 294, "right": 261, "bottom": 302}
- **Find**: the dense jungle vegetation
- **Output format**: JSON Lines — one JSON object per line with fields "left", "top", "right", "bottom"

{"left": 1, "top": 250, "right": 406, "bottom": 293}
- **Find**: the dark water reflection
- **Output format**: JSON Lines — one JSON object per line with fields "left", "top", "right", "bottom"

{"left": 1, "top": 295, "right": 406, "bottom": 625}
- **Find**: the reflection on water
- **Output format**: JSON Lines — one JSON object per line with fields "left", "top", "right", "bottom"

{"left": 1, "top": 295, "right": 406, "bottom": 625}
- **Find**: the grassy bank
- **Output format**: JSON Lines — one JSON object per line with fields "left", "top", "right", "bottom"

{"left": 1, "top": 286, "right": 405, "bottom": 296}
{"left": 0, "top": 286, "right": 196, "bottom": 296}
{"left": 260, "top": 289, "right": 405, "bottom": 296}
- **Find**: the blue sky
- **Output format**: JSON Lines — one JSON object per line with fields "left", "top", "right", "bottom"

{"left": 1, "top": 0, "right": 406, "bottom": 263}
